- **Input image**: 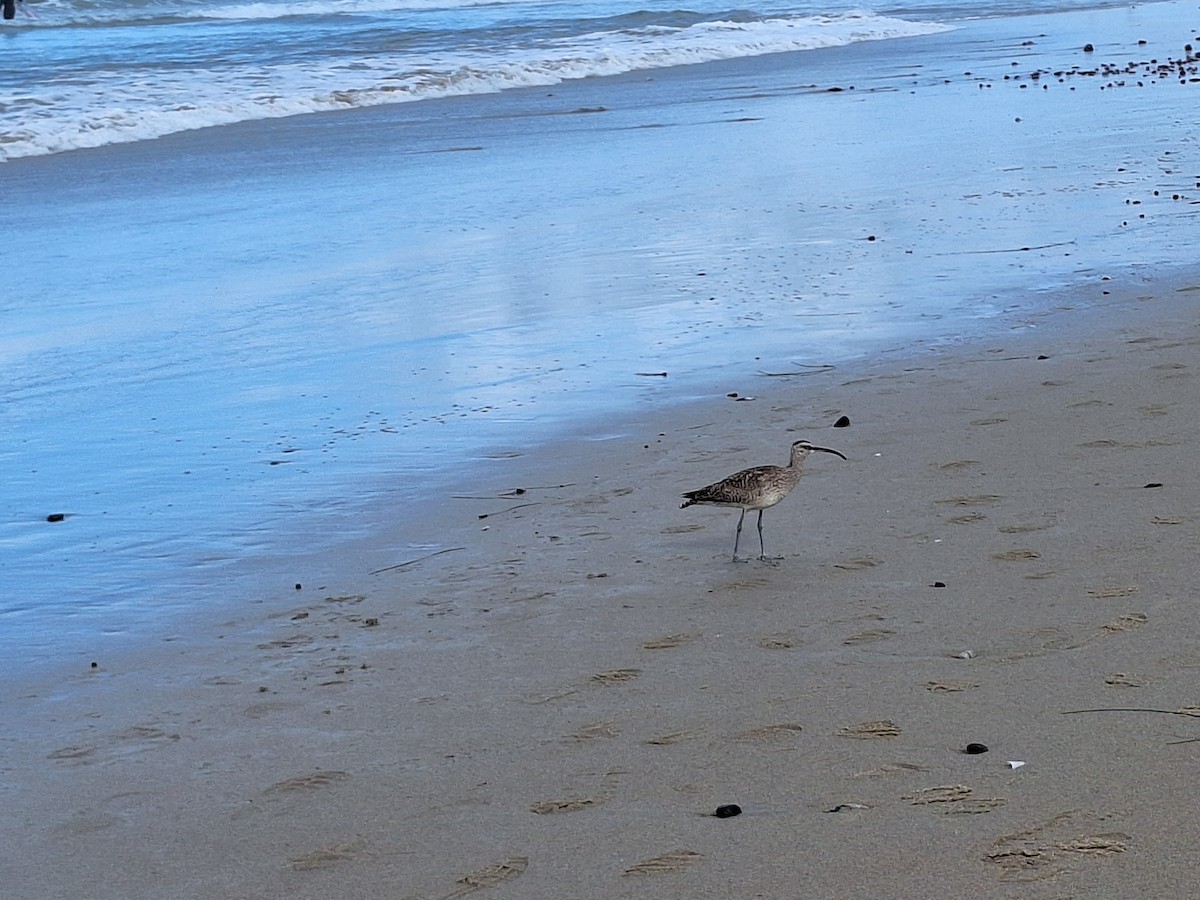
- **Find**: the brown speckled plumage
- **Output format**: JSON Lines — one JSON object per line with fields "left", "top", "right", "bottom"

{"left": 681, "top": 439, "right": 846, "bottom": 561}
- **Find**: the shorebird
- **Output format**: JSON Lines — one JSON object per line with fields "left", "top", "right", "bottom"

{"left": 680, "top": 439, "right": 846, "bottom": 562}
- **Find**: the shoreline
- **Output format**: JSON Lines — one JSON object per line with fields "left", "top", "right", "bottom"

{"left": 6, "top": 261, "right": 1199, "bottom": 896}
{"left": 11, "top": 2, "right": 1200, "bottom": 666}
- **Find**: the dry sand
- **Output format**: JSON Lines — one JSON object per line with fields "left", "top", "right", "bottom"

{"left": 6, "top": 267, "right": 1200, "bottom": 898}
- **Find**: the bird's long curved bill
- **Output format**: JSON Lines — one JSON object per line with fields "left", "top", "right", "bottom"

{"left": 813, "top": 446, "right": 848, "bottom": 460}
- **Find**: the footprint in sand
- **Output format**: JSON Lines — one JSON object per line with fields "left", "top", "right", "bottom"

{"left": 1138, "top": 403, "right": 1173, "bottom": 416}
{"left": 838, "top": 720, "right": 901, "bottom": 739}
{"left": 996, "top": 522, "right": 1052, "bottom": 534}
{"left": 833, "top": 556, "right": 882, "bottom": 571}
{"left": 288, "top": 840, "right": 367, "bottom": 871}
{"left": 266, "top": 770, "right": 349, "bottom": 793}
{"left": 904, "top": 784, "right": 974, "bottom": 805}
{"left": 589, "top": 668, "right": 642, "bottom": 685}
{"left": 946, "top": 798, "right": 1008, "bottom": 815}
{"left": 1086, "top": 585, "right": 1138, "bottom": 599}
{"left": 529, "top": 797, "right": 602, "bottom": 815}
{"left": 1104, "top": 672, "right": 1150, "bottom": 688}
{"left": 995, "top": 626, "right": 1078, "bottom": 661}
{"left": 622, "top": 849, "right": 704, "bottom": 877}
{"left": 935, "top": 495, "right": 1003, "bottom": 507}
{"left": 565, "top": 720, "right": 620, "bottom": 742}
{"left": 47, "top": 745, "right": 97, "bottom": 763}
{"left": 256, "top": 634, "right": 315, "bottom": 651}
{"left": 757, "top": 633, "right": 801, "bottom": 650}
{"left": 1096, "top": 612, "right": 1147, "bottom": 635}
{"left": 640, "top": 634, "right": 698, "bottom": 650}
{"left": 936, "top": 459, "right": 981, "bottom": 471}
{"left": 925, "top": 680, "right": 978, "bottom": 693}
{"left": 992, "top": 548, "right": 1041, "bottom": 561}
{"left": 660, "top": 523, "right": 704, "bottom": 534}
{"left": 438, "top": 856, "right": 529, "bottom": 899}
{"left": 644, "top": 731, "right": 696, "bottom": 746}
{"left": 731, "top": 723, "right": 804, "bottom": 744}
{"left": 528, "top": 768, "right": 625, "bottom": 815}
{"left": 987, "top": 812, "right": 1128, "bottom": 881}
{"left": 50, "top": 791, "right": 152, "bottom": 837}
{"left": 948, "top": 512, "right": 988, "bottom": 525}
{"left": 843, "top": 628, "right": 895, "bottom": 646}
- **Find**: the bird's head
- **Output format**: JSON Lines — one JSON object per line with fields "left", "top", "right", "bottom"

{"left": 791, "top": 439, "right": 847, "bottom": 462}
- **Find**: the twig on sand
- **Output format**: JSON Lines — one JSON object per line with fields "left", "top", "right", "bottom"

{"left": 1062, "top": 707, "right": 1200, "bottom": 718}
{"left": 758, "top": 363, "right": 836, "bottom": 377}
{"left": 938, "top": 240, "right": 1076, "bottom": 256}
{"left": 452, "top": 483, "right": 574, "bottom": 500}
{"left": 370, "top": 547, "right": 464, "bottom": 575}
{"left": 478, "top": 502, "right": 538, "bottom": 520}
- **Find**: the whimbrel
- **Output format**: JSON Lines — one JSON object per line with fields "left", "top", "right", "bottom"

{"left": 680, "top": 439, "right": 846, "bottom": 562}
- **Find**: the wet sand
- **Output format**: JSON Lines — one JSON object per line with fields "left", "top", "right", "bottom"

{"left": 6, "top": 266, "right": 1200, "bottom": 898}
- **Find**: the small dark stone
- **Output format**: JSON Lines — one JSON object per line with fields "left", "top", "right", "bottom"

{"left": 1143, "top": 482, "right": 1163, "bottom": 489}
{"left": 964, "top": 742, "right": 989, "bottom": 754}
{"left": 932, "top": 581, "right": 947, "bottom": 588}
{"left": 1083, "top": 43, "right": 1095, "bottom": 52}
{"left": 833, "top": 415, "right": 851, "bottom": 428}
{"left": 1037, "top": 354, "right": 1050, "bottom": 360}
{"left": 90, "top": 661, "right": 98, "bottom": 668}
{"left": 713, "top": 804, "right": 742, "bottom": 818}
{"left": 46, "top": 513, "right": 65, "bottom": 523}
{"left": 294, "top": 583, "right": 302, "bottom": 590}
{"left": 866, "top": 235, "right": 876, "bottom": 241}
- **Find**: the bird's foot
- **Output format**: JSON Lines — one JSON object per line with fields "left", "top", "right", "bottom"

{"left": 730, "top": 554, "right": 751, "bottom": 564}
{"left": 758, "top": 555, "right": 784, "bottom": 565}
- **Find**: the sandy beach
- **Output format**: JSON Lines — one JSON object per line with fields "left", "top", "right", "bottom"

{"left": 7, "top": 265, "right": 1200, "bottom": 898}
{"left": 6, "top": 2, "right": 1200, "bottom": 897}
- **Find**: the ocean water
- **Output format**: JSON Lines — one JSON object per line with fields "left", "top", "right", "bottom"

{"left": 4, "top": 0, "right": 1200, "bottom": 669}
{"left": 0, "top": 0, "right": 1133, "bottom": 160}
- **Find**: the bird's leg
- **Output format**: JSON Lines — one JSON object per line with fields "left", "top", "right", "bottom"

{"left": 757, "top": 510, "right": 782, "bottom": 563}
{"left": 731, "top": 508, "right": 747, "bottom": 562}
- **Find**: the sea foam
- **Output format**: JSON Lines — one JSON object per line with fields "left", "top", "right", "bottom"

{"left": 0, "top": 12, "right": 952, "bottom": 160}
